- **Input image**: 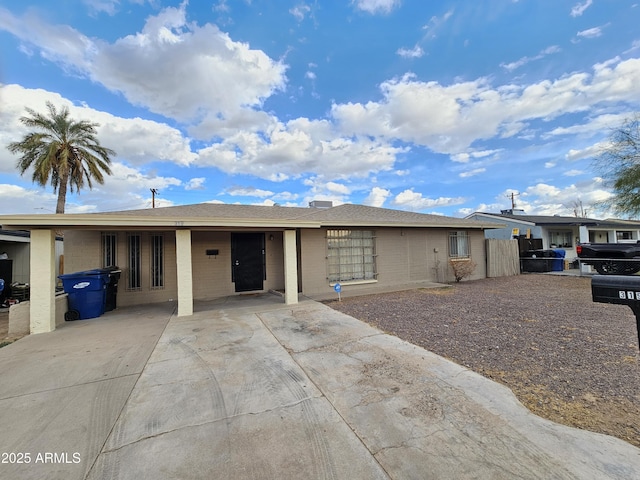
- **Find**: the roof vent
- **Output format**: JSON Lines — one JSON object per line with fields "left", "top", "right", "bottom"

{"left": 309, "top": 200, "right": 333, "bottom": 209}
{"left": 500, "top": 209, "right": 525, "bottom": 215}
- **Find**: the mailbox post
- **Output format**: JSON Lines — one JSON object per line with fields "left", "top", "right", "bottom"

{"left": 591, "top": 275, "right": 640, "bottom": 350}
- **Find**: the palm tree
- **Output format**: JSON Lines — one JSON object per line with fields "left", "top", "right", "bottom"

{"left": 7, "top": 101, "right": 115, "bottom": 213}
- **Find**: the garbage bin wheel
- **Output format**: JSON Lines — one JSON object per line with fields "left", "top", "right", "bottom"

{"left": 65, "top": 309, "right": 80, "bottom": 321}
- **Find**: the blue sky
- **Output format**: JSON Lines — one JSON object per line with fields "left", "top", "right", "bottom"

{"left": 0, "top": 0, "right": 639, "bottom": 217}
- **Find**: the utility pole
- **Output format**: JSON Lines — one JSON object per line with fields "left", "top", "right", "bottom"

{"left": 150, "top": 188, "right": 158, "bottom": 208}
{"left": 507, "top": 191, "right": 519, "bottom": 209}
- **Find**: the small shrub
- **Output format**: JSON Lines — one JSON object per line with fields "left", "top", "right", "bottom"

{"left": 449, "top": 258, "right": 477, "bottom": 282}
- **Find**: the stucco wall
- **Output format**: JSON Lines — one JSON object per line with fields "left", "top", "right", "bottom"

{"left": 8, "top": 293, "right": 68, "bottom": 337}
{"left": 64, "top": 230, "right": 178, "bottom": 307}
{"left": 65, "top": 226, "right": 487, "bottom": 307}
{"left": 191, "top": 231, "right": 284, "bottom": 300}
{"left": 65, "top": 229, "right": 286, "bottom": 307}
{"left": 299, "top": 227, "right": 487, "bottom": 297}
{"left": 63, "top": 230, "right": 100, "bottom": 274}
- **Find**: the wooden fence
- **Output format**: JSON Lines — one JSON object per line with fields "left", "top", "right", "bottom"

{"left": 485, "top": 238, "right": 520, "bottom": 278}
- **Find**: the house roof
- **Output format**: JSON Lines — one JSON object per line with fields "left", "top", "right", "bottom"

{"left": 468, "top": 212, "right": 636, "bottom": 229}
{"left": 0, "top": 203, "right": 503, "bottom": 231}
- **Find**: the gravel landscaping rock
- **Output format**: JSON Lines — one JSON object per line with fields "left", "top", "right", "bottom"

{"left": 325, "top": 274, "right": 640, "bottom": 448}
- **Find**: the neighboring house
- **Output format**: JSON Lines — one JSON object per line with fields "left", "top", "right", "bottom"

{"left": 0, "top": 202, "right": 501, "bottom": 334}
{"left": 465, "top": 209, "right": 640, "bottom": 262}
{"left": 0, "top": 228, "right": 64, "bottom": 285}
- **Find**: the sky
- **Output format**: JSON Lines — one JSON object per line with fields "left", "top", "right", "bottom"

{"left": 0, "top": 0, "right": 638, "bottom": 218}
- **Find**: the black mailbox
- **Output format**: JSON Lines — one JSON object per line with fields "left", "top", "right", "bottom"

{"left": 591, "top": 275, "right": 640, "bottom": 349}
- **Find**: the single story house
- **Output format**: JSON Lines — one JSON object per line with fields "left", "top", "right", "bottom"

{"left": 0, "top": 202, "right": 501, "bottom": 334}
{"left": 465, "top": 209, "right": 640, "bottom": 262}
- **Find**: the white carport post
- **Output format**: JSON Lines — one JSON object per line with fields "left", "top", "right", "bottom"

{"left": 30, "top": 229, "right": 57, "bottom": 333}
{"left": 283, "top": 229, "right": 298, "bottom": 305}
{"left": 175, "top": 229, "right": 193, "bottom": 316}
{"left": 578, "top": 225, "right": 589, "bottom": 244}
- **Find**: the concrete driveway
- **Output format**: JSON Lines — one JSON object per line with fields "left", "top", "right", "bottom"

{"left": 1, "top": 294, "right": 639, "bottom": 479}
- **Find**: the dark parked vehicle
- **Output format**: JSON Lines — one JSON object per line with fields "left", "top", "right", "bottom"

{"left": 577, "top": 242, "right": 640, "bottom": 275}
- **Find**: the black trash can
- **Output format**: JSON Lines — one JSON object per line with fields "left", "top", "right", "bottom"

{"left": 521, "top": 250, "right": 554, "bottom": 272}
{"left": 90, "top": 266, "right": 121, "bottom": 312}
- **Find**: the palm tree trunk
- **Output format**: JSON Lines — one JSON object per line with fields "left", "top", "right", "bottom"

{"left": 56, "top": 173, "right": 69, "bottom": 214}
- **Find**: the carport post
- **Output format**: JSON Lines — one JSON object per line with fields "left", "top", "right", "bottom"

{"left": 175, "top": 229, "right": 193, "bottom": 316}
{"left": 30, "top": 229, "right": 57, "bottom": 333}
{"left": 283, "top": 229, "right": 298, "bottom": 305}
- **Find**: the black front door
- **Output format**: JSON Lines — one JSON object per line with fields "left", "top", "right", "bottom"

{"left": 231, "top": 233, "right": 265, "bottom": 292}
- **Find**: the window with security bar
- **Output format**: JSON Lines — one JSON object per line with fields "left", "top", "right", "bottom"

{"left": 449, "top": 231, "right": 470, "bottom": 258}
{"left": 327, "top": 229, "right": 376, "bottom": 282}
{"left": 151, "top": 234, "right": 164, "bottom": 289}
{"left": 127, "top": 234, "right": 141, "bottom": 290}
{"left": 101, "top": 232, "right": 117, "bottom": 267}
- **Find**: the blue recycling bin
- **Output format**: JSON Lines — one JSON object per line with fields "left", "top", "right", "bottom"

{"left": 551, "top": 249, "right": 566, "bottom": 271}
{"left": 59, "top": 270, "right": 110, "bottom": 320}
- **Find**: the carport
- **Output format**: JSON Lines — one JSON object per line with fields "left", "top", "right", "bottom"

{"left": 0, "top": 211, "right": 314, "bottom": 334}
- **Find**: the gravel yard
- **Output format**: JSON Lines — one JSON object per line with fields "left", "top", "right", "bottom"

{"left": 325, "top": 274, "right": 640, "bottom": 448}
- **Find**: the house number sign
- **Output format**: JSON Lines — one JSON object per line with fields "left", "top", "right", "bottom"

{"left": 619, "top": 290, "right": 640, "bottom": 301}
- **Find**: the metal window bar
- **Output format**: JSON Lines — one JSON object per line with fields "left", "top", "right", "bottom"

{"left": 102, "top": 233, "right": 117, "bottom": 267}
{"left": 151, "top": 234, "right": 164, "bottom": 289}
{"left": 127, "top": 234, "right": 141, "bottom": 290}
{"left": 327, "top": 230, "right": 376, "bottom": 282}
{"left": 449, "top": 231, "right": 470, "bottom": 258}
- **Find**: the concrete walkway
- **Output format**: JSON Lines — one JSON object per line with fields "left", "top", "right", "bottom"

{"left": 1, "top": 295, "right": 639, "bottom": 479}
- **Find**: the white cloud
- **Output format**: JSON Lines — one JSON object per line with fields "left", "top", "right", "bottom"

{"left": 331, "top": 57, "right": 640, "bottom": 155}
{"left": 94, "top": 162, "right": 182, "bottom": 210}
{"left": 563, "top": 169, "right": 583, "bottom": 176}
{"left": 570, "top": 0, "right": 593, "bottom": 17}
{"left": 451, "top": 153, "right": 470, "bottom": 163}
{"left": 83, "top": 0, "right": 120, "bottom": 16}
{"left": 363, "top": 187, "right": 391, "bottom": 207}
{"left": 547, "top": 113, "right": 632, "bottom": 138}
{"left": 0, "top": 4, "right": 287, "bottom": 131}
{"left": 500, "top": 45, "right": 561, "bottom": 72}
{"left": 576, "top": 26, "right": 603, "bottom": 39}
{"left": 352, "top": 0, "right": 401, "bottom": 15}
{"left": 624, "top": 40, "right": 640, "bottom": 55}
{"left": 195, "top": 116, "right": 406, "bottom": 181}
{"left": 451, "top": 149, "right": 501, "bottom": 163}
{"left": 565, "top": 143, "right": 604, "bottom": 161}
{"left": 391, "top": 189, "right": 466, "bottom": 211}
{"left": 0, "top": 184, "right": 58, "bottom": 214}
{"left": 301, "top": 177, "right": 352, "bottom": 205}
{"left": 459, "top": 168, "right": 486, "bottom": 178}
{"left": 521, "top": 180, "right": 613, "bottom": 216}
{"left": 397, "top": 45, "right": 424, "bottom": 59}
{"left": 290, "top": 4, "right": 311, "bottom": 21}
{"left": 422, "top": 9, "right": 454, "bottom": 39}
{"left": 185, "top": 178, "right": 206, "bottom": 190}
{"left": 226, "top": 186, "right": 275, "bottom": 197}
{"left": 0, "top": 84, "right": 197, "bottom": 169}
